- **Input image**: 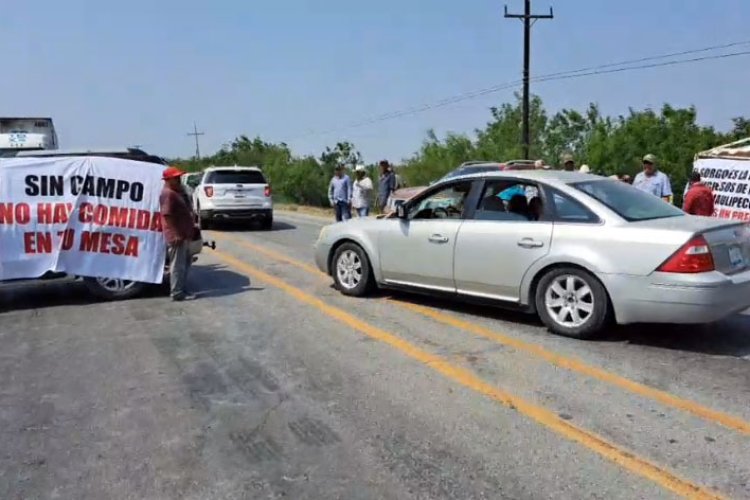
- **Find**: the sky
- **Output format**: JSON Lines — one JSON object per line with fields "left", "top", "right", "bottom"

{"left": 2, "top": 0, "right": 749, "bottom": 163}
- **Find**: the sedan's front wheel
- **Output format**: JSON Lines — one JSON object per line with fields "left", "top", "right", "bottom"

{"left": 332, "top": 243, "right": 374, "bottom": 297}
{"left": 83, "top": 277, "right": 146, "bottom": 301}
{"left": 535, "top": 267, "right": 610, "bottom": 339}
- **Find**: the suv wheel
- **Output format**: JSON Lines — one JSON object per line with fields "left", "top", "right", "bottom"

{"left": 534, "top": 267, "right": 610, "bottom": 339}
{"left": 83, "top": 277, "right": 146, "bottom": 301}
{"left": 260, "top": 214, "right": 273, "bottom": 230}
{"left": 198, "top": 206, "right": 212, "bottom": 230}
{"left": 332, "top": 243, "right": 375, "bottom": 297}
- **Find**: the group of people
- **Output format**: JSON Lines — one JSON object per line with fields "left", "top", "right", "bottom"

{"left": 546, "top": 153, "right": 714, "bottom": 216}
{"left": 328, "top": 160, "right": 400, "bottom": 222}
{"left": 328, "top": 152, "right": 717, "bottom": 223}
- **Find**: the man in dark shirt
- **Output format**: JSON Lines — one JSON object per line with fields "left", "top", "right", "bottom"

{"left": 377, "top": 160, "right": 397, "bottom": 213}
{"left": 683, "top": 171, "right": 715, "bottom": 217}
{"left": 160, "top": 167, "right": 195, "bottom": 301}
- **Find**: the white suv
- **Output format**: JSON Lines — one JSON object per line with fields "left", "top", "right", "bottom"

{"left": 194, "top": 166, "right": 273, "bottom": 230}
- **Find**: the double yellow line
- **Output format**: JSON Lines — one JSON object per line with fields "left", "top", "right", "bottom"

{"left": 209, "top": 232, "right": 729, "bottom": 499}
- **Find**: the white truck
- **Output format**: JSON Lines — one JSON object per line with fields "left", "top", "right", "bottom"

{"left": 0, "top": 117, "right": 58, "bottom": 157}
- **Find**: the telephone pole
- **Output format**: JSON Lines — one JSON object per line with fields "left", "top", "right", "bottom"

{"left": 504, "top": 0, "right": 553, "bottom": 160}
{"left": 187, "top": 122, "right": 205, "bottom": 159}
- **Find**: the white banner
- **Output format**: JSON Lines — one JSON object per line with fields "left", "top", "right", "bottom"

{"left": 0, "top": 156, "right": 166, "bottom": 283}
{"left": 693, "top": 158, "right": 750, "bottom": 221}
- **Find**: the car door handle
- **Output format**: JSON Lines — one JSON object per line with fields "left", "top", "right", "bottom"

{"left": 428, "top": 234, "right": 449, "bottom": 244}
{"left": 517, "top": 238, "right": 544, "bottom": 249}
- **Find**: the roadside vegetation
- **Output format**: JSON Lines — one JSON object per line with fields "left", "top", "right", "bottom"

{"left": 173, "top": 94, "right": 750, "bottom": 207}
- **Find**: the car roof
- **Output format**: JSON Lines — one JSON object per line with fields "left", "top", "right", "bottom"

{"left": 16, "top": 147, "right": 146, "bottom": 157}
{"left": 13, "top": 147, "right": 168, "bottom": 165}
{"left": 445, "top": 169, "right": 600, "bottom": 184}
{"left": 204, "top": 165, "right": 262, "bottom": 172}
{"left": 458, "top": 161, "right": 502, "bottom": 167}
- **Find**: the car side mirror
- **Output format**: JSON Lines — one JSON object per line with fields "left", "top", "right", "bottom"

{"left": 396, "top": 203, "right": 407, "bottom": 219}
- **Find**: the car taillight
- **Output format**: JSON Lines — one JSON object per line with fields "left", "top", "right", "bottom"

{"left": 657, "top": 235, "right": 714, "bottom": 273}
{"left": 204, "top": 186, "right": 214, "bottom": 197}
{"left": 264, "top": 185, "right": 271, "bottom": 197}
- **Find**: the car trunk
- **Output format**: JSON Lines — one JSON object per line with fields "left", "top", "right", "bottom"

{"left": 630, "top": 216, "right": 750, "bottom": 275}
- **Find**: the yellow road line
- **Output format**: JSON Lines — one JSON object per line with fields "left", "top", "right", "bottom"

{"left": 212, "top": 232, "right": 750, "bottom": 437}
{"left": 210, "top": 248, "right": 722, "bottom": 499}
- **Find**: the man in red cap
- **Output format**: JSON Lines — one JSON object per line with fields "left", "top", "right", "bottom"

{"left": 160, "top": 166, "right": 195, "bottom": 301}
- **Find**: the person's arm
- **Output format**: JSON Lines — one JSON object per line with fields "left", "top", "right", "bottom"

{"left": 347, "top": 177, "right": 353, "bottom": 204}
{"left": 661, "top": 175, "right": 673, "bottom": 203}
{"left": 328, "top": 178, "right": 335, "bottom": 205}
{"left": 389, "top": 173, "right": 397, "bottom": 192}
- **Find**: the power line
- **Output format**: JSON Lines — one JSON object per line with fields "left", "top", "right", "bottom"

{"left": 537, "top": 39, "right": 750, "bottom": 80}
{"left": 535, "top": 50, "right": 750, "bottom": 84}
{"left": 295, "top": 40, "right": 750, "bottom": 139}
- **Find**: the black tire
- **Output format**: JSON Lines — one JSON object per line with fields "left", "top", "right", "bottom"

{"left": 534, "top": 267, "right": 610, "bottom": 340}
{"left": 260, "top": 215, "right": 273, "bottom": 230}
{"left": 198, "top": 212, "right": 212, "bottom": 230}
{"left": 331, "top": 243, "right": 375, "bottom": 297}
{"left": 196, "top": 203, "right": 212, "bottom": 230}
{"left": 83, "top": 278, "right": 146, "bottom": 301}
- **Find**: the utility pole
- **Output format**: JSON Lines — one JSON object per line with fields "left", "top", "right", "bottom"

{"left": 187, "top": 122, "right": 205, "bottom": 159}
{"left": 505, "top": 0, "right": 553, "bottom": 160}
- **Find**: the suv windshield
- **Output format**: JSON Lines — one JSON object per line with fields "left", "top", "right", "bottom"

{"left": 205, "top": 170, "right": 266, "bottom": 184}
{"left": 571, "top": 179, "right": 684, "bottom": 222}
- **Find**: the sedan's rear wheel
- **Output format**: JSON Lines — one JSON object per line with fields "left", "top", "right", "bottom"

{"left": 535, "top": 267, "right": 609, "bottom": 339}
{"left": 332, "top": 243, "right": 374, "bottom": 297}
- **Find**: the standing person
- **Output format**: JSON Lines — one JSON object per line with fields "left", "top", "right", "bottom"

{"left": 160, "top": 167, "right": 196, "bottom": 301}
{"left": 351, "top": 165, "right": 373, "bottom": 217}
{"left": 377, "top": 160, "right": 397, "bottom": 213}
{"left": 633, "top": 154, "right": 672, "bottom": 202}
{"left": 683, "top": 171, "right": 715, "bottom": 216}
{"left": 328, "top": 165, "right": 352, "bottom": 222}
{"left": 561, "top": 154, "right": 576, "bottom": 172}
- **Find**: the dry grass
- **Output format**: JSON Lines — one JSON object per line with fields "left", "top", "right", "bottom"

{"left": 275, "top": 203, "right": 333, "bottom": 218}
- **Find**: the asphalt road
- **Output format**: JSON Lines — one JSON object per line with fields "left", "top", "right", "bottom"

{"left": 1, "top": 212, "right": 750, "bottom": 499}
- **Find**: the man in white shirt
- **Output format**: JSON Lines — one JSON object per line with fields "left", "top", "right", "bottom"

{"left": 351, "top": 165, "right": 373, "bottom": 217}
{"left": 633, "top": 154, "right": 672, "bottom": 203}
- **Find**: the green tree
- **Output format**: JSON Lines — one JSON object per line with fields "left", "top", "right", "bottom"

{"left": 319, "top": 141, "right": 362, "bottom": 170}
{"left": 171, "top": 98, "right": 748, "bottom": 207}
{"left": 475, "top": 93, "right": 547, "bottom": 161}
{"left": 401, "top": 130, "right": 476, "bottom": 186}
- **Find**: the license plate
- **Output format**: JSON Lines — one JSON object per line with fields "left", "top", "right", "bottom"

{"left": 234, "top": 193, "right": 246, "bottom": 198}
{"left": 729, "top": 245, "right": 745, "bottom": 268}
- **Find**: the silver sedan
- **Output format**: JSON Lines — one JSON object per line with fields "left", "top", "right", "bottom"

{"left": 314, "top": 171, "right": 750, "bottom": 339}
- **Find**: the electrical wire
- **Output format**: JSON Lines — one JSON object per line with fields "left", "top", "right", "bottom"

{"left": 294, "top": 40, "right": 750, "bottom": 139}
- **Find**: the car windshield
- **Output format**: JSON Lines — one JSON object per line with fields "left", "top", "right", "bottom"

{"left": 571, "top": 179, "right": 685, "bottom": 222}
{"left": 205, "top": 170, "right": 266, "bottom": 184}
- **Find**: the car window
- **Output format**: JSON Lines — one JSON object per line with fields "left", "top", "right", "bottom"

{"left": 185, "top": 174, "right": 203, "bottom": 188}
{"left": 571, "top": 179, "right": 684, "bottom": 222}
{"left": 204, "top": 170, "right": 266, "bottom": 184}
{"left": 410, "top": 182, "right": 472, "bottom": 220}
{"left": 473, "top": 180, "right": 544, "bottom": 222}
{"left": 550, "top": 191, "right": 599, "bottom": 223}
